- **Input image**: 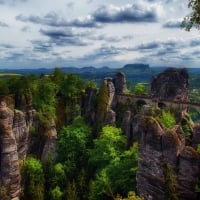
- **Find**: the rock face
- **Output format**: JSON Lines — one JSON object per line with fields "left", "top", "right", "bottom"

{"left": 151, "top": 68, "right": 189, "bottom": 101}
{"left": 104, "top": 77, "right": 115, "bottom": 108}
{"left": 41, "top": 121, "right": 57, "bottom": 162}
{"left": 0, "top": 103, "right": 21, "bottom": 200}
{"left": 113, "top": 72, "right": 127, "bottom": 95}
{"left": 134, "top": 111, "right": 200, "bottom": 200}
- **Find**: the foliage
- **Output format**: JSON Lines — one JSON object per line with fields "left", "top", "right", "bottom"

{"left": 21, "top": 157, "right": 44, "bottom": 200}
{"left": 86, "top": 80, "right": 97, "bottom": 89}
{"left": 65, "top": 180, "right": 79, "bottom": 200}
{"left": 89, "top": 126, "right": 126, "bottom": 168}
{"left": 164, "top": 164, "right": 178, "bottom": 200}
{"left": 59, "top": 73, "right": 84, "bottom": 100}
{"left": 115, "top": 191, "right": 143, "bottom": 200}
{"left": 89, "top": 126, "right": 138, "bottom": 199}
{"left": 57, "top": 116, "right": 91, "bottom": 166}
{"left": 90, "top": 143, "right": 138, "bottom": 199}
{"left": 182, "top": 124, "right": 192, "bottom": 138}
{"left": 96, "top": 81, "right": 109, "bottom": 128}
{"left": 0, "top": 186, "right": 9, "bottom": 200}
{"left": 49, "top": 186, "right": 63, "bottom": 200}
{"left": 32, "top": 76, "right": 57, "bottom": 126}
{"left": 197, "top": 144, "right": 200, "bottom": 153}
{"left": 0, "top": 79, "right": 9, "bottom": 95}
{"left": 157, "top": 110, "right": 176, "bottom": 129}
{"left": 182, "top": 0, "right": 200, "bottom": 31}
{"left": 134, "top": 83, "right": 147, "bottom": 96}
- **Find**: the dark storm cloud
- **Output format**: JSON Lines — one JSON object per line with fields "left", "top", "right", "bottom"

{"left": 151, "top": 48, "right": 179, "bottom": 56}
{"left": 0, "top": 21, "right": 9, "bottom": 27}
{"left": 163, "top": 19, "right": 182, "bottom": 28}
{"left": 16, "top": 3, "right": 159, "bottom": 29}
{"left": 38, "top": 28, "right": 89, "bottom": 47}
{"left": 92, "top": 4, "right": 158, "bottom": 23}
{"left": 135, "top": 39, "right": 184, "bottom": 53}
{"left": 31, "top": 40, "right": 53, "bottom": 52}
{"left": 16, "top": 12, "right": 100, "bottom": 28}
{"left": 137, "top": 41, "right": 160, "bottom": 50}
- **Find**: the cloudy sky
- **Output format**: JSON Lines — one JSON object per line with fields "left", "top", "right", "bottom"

{"left": 0, "top": 0, "right": 199, "bottom": 69}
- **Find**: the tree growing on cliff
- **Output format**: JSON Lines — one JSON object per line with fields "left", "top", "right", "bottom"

{"left": 89, "top": 126, "right": 138, "bottom": 199}
{"left": 21, "top": 157, "right": 44, "bottom": 200}
{"left": 134, "top": 83, "right": 147, "bottom": 96}
{"left": 96, "top": 80, "right": 109, "bottom": 129}
{"left": 182, "top": 0, "right": 200, "bottom": 31}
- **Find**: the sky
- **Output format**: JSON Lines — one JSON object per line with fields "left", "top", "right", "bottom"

{"left": 0, "top": 0, "right": 200, "bottom": 69}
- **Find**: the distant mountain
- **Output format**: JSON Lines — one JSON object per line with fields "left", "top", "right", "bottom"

{"left": 1, "top": 64, "right": 200, "bottom": 84}
{"left": 122, "top": 63, "right": 150, "bottom": 72}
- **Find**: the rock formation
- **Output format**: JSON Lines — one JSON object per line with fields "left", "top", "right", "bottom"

{"left": 0, "top": 101, "right": 21, "bottom": 200}
{"left": 135, "top": 112, "right": 200, "bottom": 200}
{"left": 151, "top": 68, "right": 189, "bottom": 101}
{"left": 113, "top": 72, "right": 127, "bottom": 95}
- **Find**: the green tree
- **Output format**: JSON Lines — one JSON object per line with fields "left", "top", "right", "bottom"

{"left": 57, "top": 117, "right": 91, "bottom": 176}
{"left": 32, "top": 76, "right": 57, "bottom": 126}
{"left": 157, "top": 110, "right": 176, "bottom": 129}
{"left": 115, "top": 191, "right": 143, "bottom": 200}
{"left": 21, "top": 157, "right": 44, "bottom": 200}
{"left": 134, "top": 83, "right": 147, "bottom": 96}
{"left": 89, "top": 142, "right": 139, "bottom": 199}
{"left": 65, "top": 180, "right": 79, "bottom": 200}
{"left": 89, "top": 126, "right": 126, "bottom": 168}
{"left": 96, "top": 80, "right": 109, "bottom": 128}
{"left": 49, "top": 186, "right": 63, "bottom": 200}
{"left": 164, "top": 164, "right": 178, "bottom": 200}
{"left": 182, "top": 0, "right": 200, "bottom": 31}
{"left": 0, "top": 79, "right": 9, "bottom": 95}
{"left": 60, "top": 74, "right": 83, "bottom": 100}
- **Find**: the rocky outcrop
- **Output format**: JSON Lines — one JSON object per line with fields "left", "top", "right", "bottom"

{"left": 82, "top": 88, "right": 97, "bottom": 125}
{"left": 134, "top": 110, "right": 200, "bottom": 200}
{"left": 104, "top": 77, "right": 115, "bottom": 108}
{"left": 13, "top": 110, "right": 29, "bottom": 160}
{"left": 113, "top": 72, "right": 127, "bottom": 95}
{"left": 0, "top": 103, "right": 21, "bottom": 200}
{"left": 151, "top": 68, "right": 189, "bottom": 101}
{"left": 41, "top": 121, "right": 57, "bottom": 162}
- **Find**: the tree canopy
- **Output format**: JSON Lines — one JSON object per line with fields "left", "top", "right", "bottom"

{"left": 182, "top": 0, "right": 200, "bottom": 31}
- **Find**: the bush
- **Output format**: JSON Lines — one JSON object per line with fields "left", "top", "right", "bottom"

{"left": 157, "top": 110, "right": 176, "bottom": 129}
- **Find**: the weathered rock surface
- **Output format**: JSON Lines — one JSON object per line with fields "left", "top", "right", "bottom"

{"left": 151, "top": 68, "right": 189, "bottom": 101}
{"left": 136, "top": 116, "right": 166, "bottom": 200}
{"left": 82, "top": 88, "right": 97, "bottom": 125}
{"left": 113, "top": 72, "right": 127, "bottom": 95}
{"left": 134, "top": 111, "right": 200, "bottom": 200}
{"left": 104, "top": 77, "right": 115, "bottom": 108}
{"left": 41, "top": 121, "right": 57, "bottom": 162}
{"left": 13, "top": 110, "right": 29, "bottom": 160}
{"left": 0, "top": 103, "right": 21, "bottom": 200}
{"left": 177, "top": 146, "right": 200, "bottom": 200}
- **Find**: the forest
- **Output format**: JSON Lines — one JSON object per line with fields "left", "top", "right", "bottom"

{"left": 1, "top": 65, "right": 200, "bottom": 200}
{"left": 0, "top": 68, "right": 144, "bottom": 200}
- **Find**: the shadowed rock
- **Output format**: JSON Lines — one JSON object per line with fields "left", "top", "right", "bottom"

{"left": 151, "top": 68, "right": 189, "bottom": 101}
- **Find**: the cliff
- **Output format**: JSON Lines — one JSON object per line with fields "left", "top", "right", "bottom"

{"left": 0, "top": 101, "right": 21, "bottom": 200}
{"left": 135, "top": 112, "right": 200, "bottom": 200}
